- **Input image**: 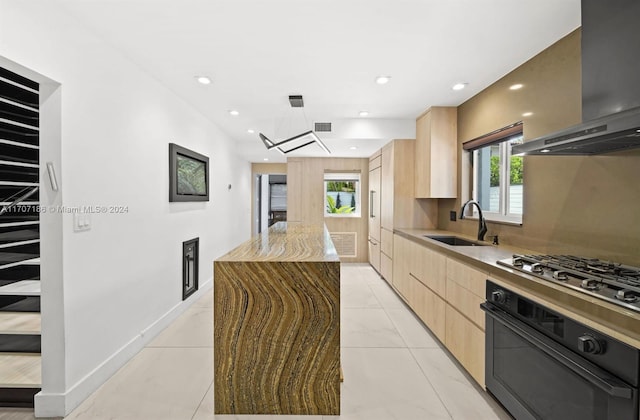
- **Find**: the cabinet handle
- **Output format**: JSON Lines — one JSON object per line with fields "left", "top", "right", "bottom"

{"left": 370, "top": 190, "right": 375, "bottom": 218}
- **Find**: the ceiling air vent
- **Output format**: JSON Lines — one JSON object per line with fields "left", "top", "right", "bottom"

{"left": 315, "top": 122, "right": 332, "bottom": 132}
{"left": 288, "top": 95, "right": 304, "bottom": 107}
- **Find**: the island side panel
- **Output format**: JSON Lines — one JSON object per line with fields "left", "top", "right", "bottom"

{"left": 214, "top": 260, "right": 340, "bottom": 415}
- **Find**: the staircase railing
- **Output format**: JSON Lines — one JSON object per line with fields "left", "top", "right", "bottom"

{"left": 0, "top": 186, "right": 39, "bottom": 216}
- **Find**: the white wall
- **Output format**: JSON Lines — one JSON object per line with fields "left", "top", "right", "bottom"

{"left": 0, "top": 1, "right": 251, "bottom": 416}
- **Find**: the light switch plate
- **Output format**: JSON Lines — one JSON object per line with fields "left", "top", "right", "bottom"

{"left": 73, "top": 212, "right": 91, "bottom": 232}
{"left": 450, "top": 211, "right": 457, "bottom": 222}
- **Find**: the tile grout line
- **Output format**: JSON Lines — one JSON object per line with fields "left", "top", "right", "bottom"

{"left": 407, "top": 347, "right": 455, "bottom": 420}
{"left": 360, "top": 266, "right": 455, "bottom": 420}
{"left": 191, "top": 380, "right": 214, "bottom": 420}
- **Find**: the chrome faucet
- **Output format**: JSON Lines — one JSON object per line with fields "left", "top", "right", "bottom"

{"left": 460, "top": 199, "right": 487, "bottom": 241}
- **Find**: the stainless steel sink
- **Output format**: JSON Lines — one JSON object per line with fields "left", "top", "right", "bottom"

{"left": 424, "top": 235, "right": 488, "bottom": 246}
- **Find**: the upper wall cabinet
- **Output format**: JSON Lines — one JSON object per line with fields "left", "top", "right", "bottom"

{"left": 414, "top": 107, "right": 458, "bottom": 198}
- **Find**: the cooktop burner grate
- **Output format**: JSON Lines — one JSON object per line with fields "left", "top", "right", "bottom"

{"left": 498, "top": 254, "right": 640, "bottom": 312}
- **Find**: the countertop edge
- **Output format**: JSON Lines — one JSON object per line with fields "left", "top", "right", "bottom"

{"left": 394, "top": 228, "right": 640, "bottom": 348}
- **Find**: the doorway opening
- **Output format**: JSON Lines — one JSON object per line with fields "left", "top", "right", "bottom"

{"left": 253, "top": 174, "right": 286, "bottom": 235}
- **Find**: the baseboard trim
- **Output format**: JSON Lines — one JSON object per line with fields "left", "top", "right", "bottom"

{"left": 34, "top": 279, "right": 212, "bottom": 417}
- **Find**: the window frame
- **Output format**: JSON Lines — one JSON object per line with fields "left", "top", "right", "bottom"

{"left": 324, "top": 172, "right": 361, "bottom": 218}
{"left": 465, "top": 125, "right": 524, "bottom": 225}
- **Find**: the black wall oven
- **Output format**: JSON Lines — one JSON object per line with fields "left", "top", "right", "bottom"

{"left": 482, "top": 280, "right": 639, "bottom": 420}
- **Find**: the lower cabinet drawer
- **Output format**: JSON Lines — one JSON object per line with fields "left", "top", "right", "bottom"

{"left": 411, "top": 277, "right": 446, "bottom": 343}
{"left": 380, "top": 252, "right": 392, "bottom": 284}
{"left": 445, "top": 304, "right": 485, "bottom": 388}
{"left": 368, "top": 239, "right": 380, "bottom": 272}
{"left": 445, "top": 279, "right": 485, "bottom": 330}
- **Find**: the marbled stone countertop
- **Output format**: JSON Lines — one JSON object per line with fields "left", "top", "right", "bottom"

{"left": 216, "top": 222, "right": 339, "bottom": 263}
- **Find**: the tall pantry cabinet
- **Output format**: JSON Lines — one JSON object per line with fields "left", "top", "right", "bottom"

{"left": 372, "top": 140, "right": 437, "bottom": 283}
{"left": 368, "top": 152, "right": 382, "bottom": 273}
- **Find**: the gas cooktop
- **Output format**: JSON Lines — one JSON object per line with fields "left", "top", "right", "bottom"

{"left": 497, "top": 254, "right": 640, "bottom": 312}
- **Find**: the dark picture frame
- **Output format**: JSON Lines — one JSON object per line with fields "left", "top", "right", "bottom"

{"left": 169, "top": 143, "right": 210, "bottom": 202}
{"left": 182, "top": 237, "right": 199, "bottom": 300}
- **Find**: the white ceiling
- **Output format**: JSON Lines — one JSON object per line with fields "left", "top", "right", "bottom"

{"left": 56, "top": 0, "right": 581, "bottom": 163}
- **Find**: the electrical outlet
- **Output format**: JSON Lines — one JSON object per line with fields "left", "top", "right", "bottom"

{"left": 449, "top": 211, "right": 457, "bottom": 222}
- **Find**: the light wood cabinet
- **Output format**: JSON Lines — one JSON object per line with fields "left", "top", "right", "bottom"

{"left": 446, "top": 258, "right": 486, "bottom": 299}
{"left": 391, "top": 234, "right": 488, "bottom": 388}
{"left": 414, "top": 244, "right": 446, "bottom": 298}
{"left": 368, "top": 239, "right": 380, "bottom": 273}
{"left": 381, "top": 140, "right": 436, "bottom": 230}
{"left": 445, "top": 304, "right": 485, "bottom": 388}
{"left": 368, "top": 151, "right": 381, "bottom": 271}
{"left": 368, "top": 166, "right": 381, "bottom": 242}
{"left": 444, "top": 257, "right": 487, "bottom": 388}
{"left": 446, "top": 279, "right": 485, "bottom": 330}
{"left": 378, "top": 140, "right": 437, "bottom": 284}
{"left": 392, "top": 233, "right": 447, "bottom": 341}
{"left": 380, "top": 252, "right": 392, "bottom": 284}
{"left": 412, "top": 275, "right": 446, "bottom": 342}
{"left": 414, "top": 107, "right": 457, "bottom": 198}
{"left": 392, "top": 234, "right": 411, "bottom": 300}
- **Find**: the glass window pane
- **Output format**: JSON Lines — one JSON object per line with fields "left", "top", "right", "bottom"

{"left": 476, "top": 145, "right": 500, "bottom": 213}
{"left": 325, "top": 178, "right": 358, "bottom": 215}
{"left": 507, "top": 136, "right": 524, "bottom": 215}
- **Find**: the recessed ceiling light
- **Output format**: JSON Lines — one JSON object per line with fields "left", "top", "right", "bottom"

{"left": 263, "top": 158, "right": 269, "bottom": 161}
{"left": 195, "top": 76, "right": 211, "bottom": 85}
{"left": 247, "top": 129, "right": 255, "bottom": 134}
{"left": 349, "top": 146, "right": 357, "bottom": 150}
{"left": 509, "top": 83, "right": 524, "bottom": 90}
{"left": 359, "top": 111, "right": 369, "bottom": 117}
{"left": 540, "top": 149, "right": 551, "bottom": 153}
{"left": 522, "top": 112, "right": 533, "bottom": 117}
{"left": 228, "top": 110, "right": 239, "bottom": 116}
{"left": 375, "top": 76, "right": 391, "bottom": 85}
{"left": 452, "top": 83, "right": 468, "bottom": 91}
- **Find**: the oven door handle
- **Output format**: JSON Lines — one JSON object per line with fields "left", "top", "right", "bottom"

{"left": 482, "top": 303, "right": 634, "bottom": 400}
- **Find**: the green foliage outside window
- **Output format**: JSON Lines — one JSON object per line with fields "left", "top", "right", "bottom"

{"left": 326, "top": 195, "right": 354, "bottom": 214}
{"left": 326, "top": 181, "right": 355, "bottom": 192}
{"left": 490, "top": 156, "right": 523, "bottom": 187}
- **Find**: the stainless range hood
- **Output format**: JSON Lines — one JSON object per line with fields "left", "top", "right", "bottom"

{"left": 513, "top": 106, "right": 640, "bottom": 155}
{"left": 514, "top": 0, "right": 640, "bottom": 156}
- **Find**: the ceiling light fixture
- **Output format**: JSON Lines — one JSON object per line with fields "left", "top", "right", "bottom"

{"left": 195, "top": 76, "right": 211, "bottom": 85}
{"left": 349, "top": 146, "right": 358, "bottom": 150}
{"left": 375, "top": 76, "right": 391, "bottom": 85}
{"left": 509, "top": 83, "right": 524, "bottom": 90}
{"left": 540, "top": 149, "right": 551, "bottom": 153}
{"left": 247, "top": 129, "right": 255, "bottom": 134}
{"left": 263, "top": 158, "right": 269, "bottom": 161}
{"left": 359, "top": 111, "right": 369, "bottom": 117}
{"left": 229, "top": 110, "right": 239, "bottom": 116}
{"left": 258, "top": 95, "right": 330, "bottom": 155}
{"left": 522, "top": 112, "right": 533, "bottom": 117}
{"left": 452, "top": 83, "right": 468, "bottom": 91}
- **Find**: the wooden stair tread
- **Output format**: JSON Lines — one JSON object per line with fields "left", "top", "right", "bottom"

{"left": 0, "top": 280, "right": 40, "bottom": 296}
{"left": 0, "top": 353, "right": 40, "bottom": 387}
{"left": 0, "top": 313, "right": 39, "bottom": 334}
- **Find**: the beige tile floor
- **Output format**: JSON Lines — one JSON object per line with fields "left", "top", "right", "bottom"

{"left": 0, "top": 263, "right": 511, "bottom": 420}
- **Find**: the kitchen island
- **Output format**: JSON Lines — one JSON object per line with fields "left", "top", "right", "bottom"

{"left": 213, "top": 222, "right": 340, "bottom": 415}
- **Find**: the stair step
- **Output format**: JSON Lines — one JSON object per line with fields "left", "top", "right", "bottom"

{"left": 0, "top": 353, "right": 40, "bottom": 388}
{"left": 0, "top": 280, "right": 39, "bottom": 296}
{"left": 0, "top": 313, "right": 39, "bottom": 335}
